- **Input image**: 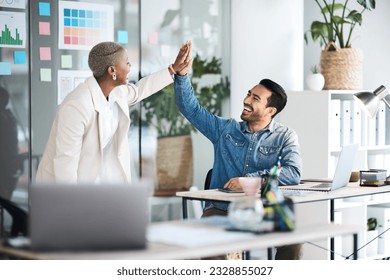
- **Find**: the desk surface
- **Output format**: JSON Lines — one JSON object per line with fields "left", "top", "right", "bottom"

{"left": 176, "top": 183, "right": 390, "bottom": 204}
{"left": 0, "top": 221, "right": 362, "bottom": 260}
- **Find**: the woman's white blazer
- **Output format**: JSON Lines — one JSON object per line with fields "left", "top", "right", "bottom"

{"left": 36, "top": 69, "right": 173, "bottom": 184}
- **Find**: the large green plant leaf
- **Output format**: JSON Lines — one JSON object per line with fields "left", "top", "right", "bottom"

{"left": 306, "top": 0, "right": 375, "bottom": 48}
{"left": 346, "top": 10, "right": 363, "bottom": 25}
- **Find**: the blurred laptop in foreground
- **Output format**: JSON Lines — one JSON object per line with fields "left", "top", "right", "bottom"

{"left": 28, "top": 179, "right": 152, "bottom": 251}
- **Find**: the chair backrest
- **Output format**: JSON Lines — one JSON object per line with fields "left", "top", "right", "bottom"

{"left": 204, "top": 169, "right": 213, "bottom": 190}
{"left": 0, "top": 197, "right": 28, "bottom": 237}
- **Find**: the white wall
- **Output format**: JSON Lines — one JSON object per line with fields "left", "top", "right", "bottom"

{"left": 230, "top": 0, "right": 304, "bottom": 120}
{"left": 190, "top": 0, "right": 390, "bottom": 189}
{"left": 304, "top": 1, "right": 390, "bottom": 90}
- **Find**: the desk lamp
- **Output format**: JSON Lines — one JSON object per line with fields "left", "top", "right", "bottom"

{"left": 353, "top": 85, "right": 390, "bottom": 184}
{"left": 353, "top": 85, "right": 390, "bottom": 118}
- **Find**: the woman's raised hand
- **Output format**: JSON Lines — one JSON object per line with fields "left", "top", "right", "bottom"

{"left": 171, "top": 41, "right": 192, "bottom": 76}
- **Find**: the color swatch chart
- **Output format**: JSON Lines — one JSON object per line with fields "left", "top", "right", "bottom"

{"left": 58, "top": 1, "right": 113, "bottom": 50}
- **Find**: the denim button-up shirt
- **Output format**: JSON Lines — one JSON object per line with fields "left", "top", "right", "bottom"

{"left": 175, "top": 75, "right": 302, "bottom": 211}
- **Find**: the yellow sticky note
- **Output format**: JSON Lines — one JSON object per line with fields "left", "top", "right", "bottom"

{"left": 40, "top": 68, "right": 52, "bottom": 82}
{"left": 61, "top": 55, "right": 72, "bottom": 68}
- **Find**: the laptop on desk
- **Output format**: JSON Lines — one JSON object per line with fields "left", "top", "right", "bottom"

{"left": 28, "top": 180, "right": 151, "bottom": 251}
{"left": 280, "top": 143, "right": 359, "bottom": 192}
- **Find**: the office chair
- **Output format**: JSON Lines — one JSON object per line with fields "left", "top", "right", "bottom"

{"left": 202, "top": 168, "right": 252, "bottom": 259}
{"left": 0, "top": 197, "right": 28, "bottom": 238}
{"left": 204, "top": 169, "right": 213, "bottom": 190}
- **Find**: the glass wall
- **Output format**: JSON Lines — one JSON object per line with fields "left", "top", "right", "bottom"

{"left": 132, "top": 0, "right": 231, "bottom": 194}
{"left": 1, "top": 0, "right": 231, "bottom": 231}
{"left": 0, "top": 2, "right": 30, "bottom": 207}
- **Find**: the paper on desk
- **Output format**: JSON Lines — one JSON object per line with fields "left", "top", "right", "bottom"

{"left": 147, "top": 224, "right": 253, "bottom": 248}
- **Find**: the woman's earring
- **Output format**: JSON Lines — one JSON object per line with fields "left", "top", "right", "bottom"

{"left": 112, "top": 73, "right": 117, "bottom": 81}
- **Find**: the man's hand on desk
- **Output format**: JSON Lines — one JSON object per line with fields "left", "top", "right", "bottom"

{"left": 223, "top": 177, "right": 243, "bottom": 191}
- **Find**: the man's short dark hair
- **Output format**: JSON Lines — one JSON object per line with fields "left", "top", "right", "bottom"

{"left": 259, "top": 79, "right": 287, "bottom": 118}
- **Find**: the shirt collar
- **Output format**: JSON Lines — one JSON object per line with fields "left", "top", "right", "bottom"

{"left": 241, "top": 118, "right": 276, "bottom": 133}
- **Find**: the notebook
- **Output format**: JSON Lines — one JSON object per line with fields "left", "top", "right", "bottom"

{"left": 28, "top": 179, "right": 152, "bottom": 251}
{"left": 279, "top": 143, "right": 359, "bottom": 192}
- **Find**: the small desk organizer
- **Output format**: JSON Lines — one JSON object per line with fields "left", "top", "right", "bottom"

{"left": 359, "top": 169, "right": 387, "bottom": 187}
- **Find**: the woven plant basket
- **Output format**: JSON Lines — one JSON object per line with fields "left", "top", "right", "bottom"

{"left": 320, "top": 41, "right": 363, "bottom": 90}
{"left": 155, "top": 135, "right": 193, "bottom": 195}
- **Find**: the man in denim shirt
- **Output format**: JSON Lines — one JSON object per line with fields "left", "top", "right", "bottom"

{"left": 174, "top": 51, "right": 302, "bottom": 259}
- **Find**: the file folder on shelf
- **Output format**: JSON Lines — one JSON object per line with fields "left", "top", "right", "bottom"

{"left": 376, "top": 101, "right": 386, "bottom": 146}
{"left": 367, "top": 115, "right": 377, "bottom": 147}
{"left": 340, "top": 100, "right": 351, "bottom": 146}
{"left": 351, "top": 101, "right": 362, "bottom": 144}
{"left": 331, "top": 99, "right": 341, "bottom": 149}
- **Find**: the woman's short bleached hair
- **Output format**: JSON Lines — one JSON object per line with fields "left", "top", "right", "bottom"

{"left": 88, "top": 41, "right": 125, "bottom": 78}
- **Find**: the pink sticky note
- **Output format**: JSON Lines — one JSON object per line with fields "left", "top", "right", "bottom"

{"left": 39, "top": 47, "right": 51, "bottom": 61}
{"left": 148, "top": 32, "right": 159, "bottom": 45}
{"left": 39, "top": 22, "right": 51, "bottom": 35}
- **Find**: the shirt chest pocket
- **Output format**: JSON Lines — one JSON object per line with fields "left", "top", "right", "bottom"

{"left": 257, "top": 146, "right": 281, "bottom": 168}
{"left": 223, "top": 134, "right": 246, "bottom": 162}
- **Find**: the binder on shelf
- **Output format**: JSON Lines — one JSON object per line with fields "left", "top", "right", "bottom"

{"left": 386, "top": 108, "right": 390, "bottom": 145}
{"left": 340, "top": 100, "right": 351, "bottom": 146}
{"left": 330, "top": 99, "right": 341, "bottom": 149}
{"left": 351, "top": 100, "right": 362, "bottom": 144}
{"left": 376, "top": 101, "right": 386, "bottom": 146}
{"left": 367, "top": 115, "right": 377, "bottom": 147}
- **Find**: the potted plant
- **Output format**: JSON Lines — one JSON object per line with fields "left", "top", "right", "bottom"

{"left": 306, "top": 64, "right": 325, "bottom": 91}
{"left": 304, "top": 0, "right": 376, "bottom": 90}
{"left": 366, "top": 217, "right": 378, "bottom": 256}
{"left": 131, "top": 54, "right": 230, "bottom": 194}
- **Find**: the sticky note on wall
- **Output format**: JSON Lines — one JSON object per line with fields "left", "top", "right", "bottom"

{"left": 39, "top": 2, "right": 51, "bottom": 16}
{"left": 61, "top": 55, "right": 72, "bottom": 68}
{"left": 14, "top": 51, "right": 27, "bottom": 64}
{"left": 40, "top": 68, "right": 52, "bottom": 82}
{"left": 39, "top": 47, "right": 51, "bottom": 61}
{"left": 0, "top": 62, "right": 12, "bottom": 75}
{"left": 82, "top": 56, "right": 89, "bottom": 69}
{"left": 148, "top": 32, "right": 159, "bottom": 45}
{"left": 39, "top": 22, "right": 51, "bottom": 35}
{"left": 118, "top": 30, "right": 128, "bottom": 44}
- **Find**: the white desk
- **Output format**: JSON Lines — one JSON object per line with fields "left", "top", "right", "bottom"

{"left": 177, "top": 183, "right": 390, "bottom": 259}
{"left": 176, "top": 183, "right": 390, "bottom": 218}
{"left": 0, "top": 220, "right": 361, "bottom": 260}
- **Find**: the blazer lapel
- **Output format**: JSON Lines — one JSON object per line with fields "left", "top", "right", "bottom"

{"left": 87, "top": 77, "right": 104, "bottom": 153}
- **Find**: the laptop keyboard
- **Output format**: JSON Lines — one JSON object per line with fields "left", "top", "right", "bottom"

{"left": 311, "top": 183, "right": 332, "bottom": 189}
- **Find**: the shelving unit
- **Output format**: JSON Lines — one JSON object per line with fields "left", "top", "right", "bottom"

{"left": 278, "top": 90, "right": 390, "bottom": 259}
